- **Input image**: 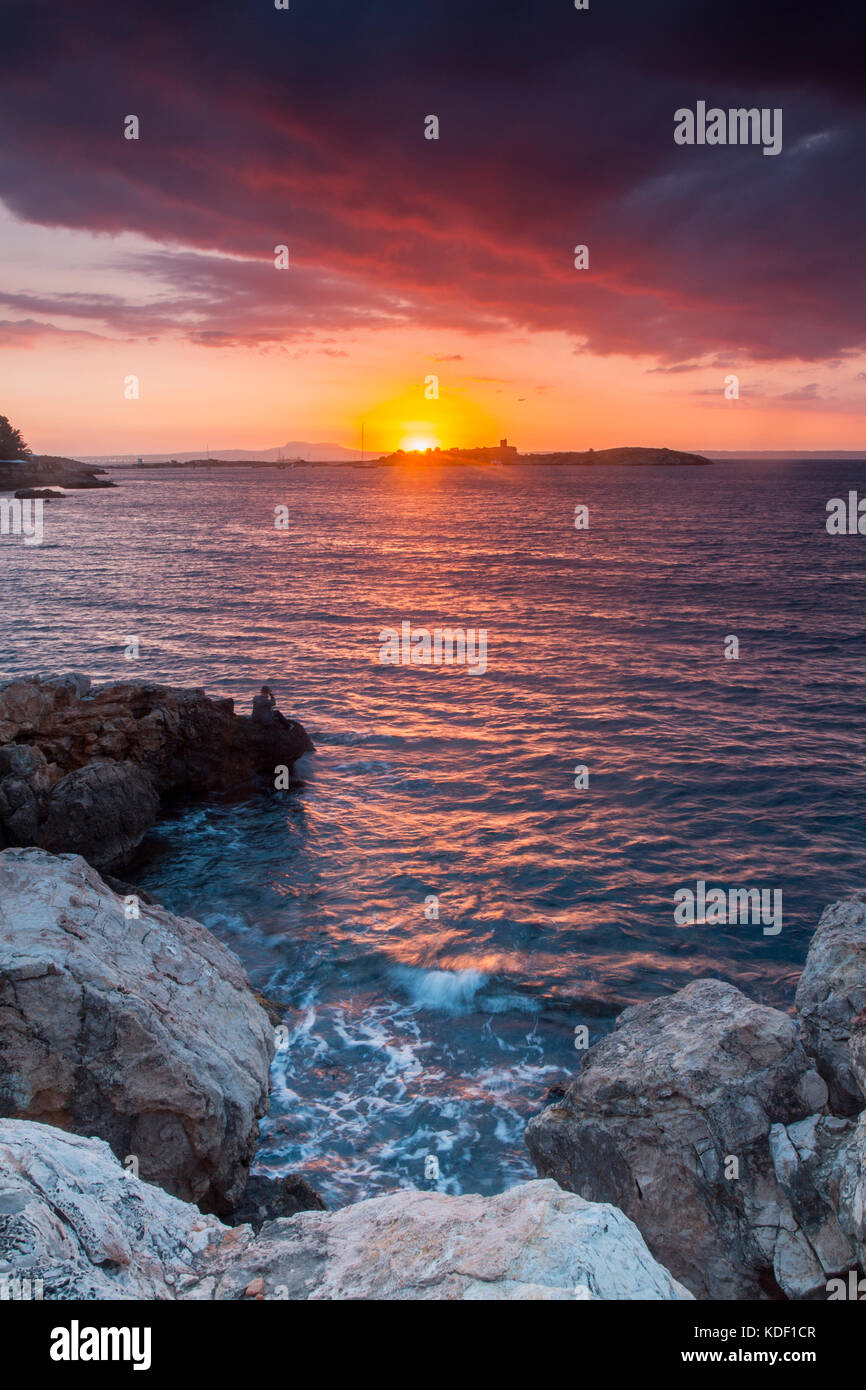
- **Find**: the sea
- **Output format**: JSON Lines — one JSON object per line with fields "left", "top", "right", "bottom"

{"left": 3, "top": 458, "right": 866, "bottom": 1205}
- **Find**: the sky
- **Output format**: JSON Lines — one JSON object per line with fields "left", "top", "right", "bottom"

{"left": 0, "top": 0, "right": 864, "bottom": 456}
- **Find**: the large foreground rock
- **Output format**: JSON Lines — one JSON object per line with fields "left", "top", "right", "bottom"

{"left": 0, "top": 674, "right": 314, "bottom": 868}
{"left": 0, "top": 849, "right": 273, "bottom": 1212}
{"left": 0, "top": 1120, "right": 692, "bottom": 1301}
{"left": 0, "top": 1121, "right": 225, "bottom": 1299}
{"left": 193, "top": 1180, "right": 692, "bottom": 1301}
{"left": 525, "top": 978, "right": 832, "bottom": 1299}
{"left": 795, "top": 895, "right": 866, "bottom": 1115}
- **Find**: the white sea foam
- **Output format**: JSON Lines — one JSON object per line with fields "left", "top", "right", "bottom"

{"left": 391, "top": 965, "right": 488, "bottom": 1014}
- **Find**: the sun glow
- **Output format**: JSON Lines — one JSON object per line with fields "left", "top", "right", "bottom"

{"left": 399, "top": 434, "right": 440, "bottom": 452}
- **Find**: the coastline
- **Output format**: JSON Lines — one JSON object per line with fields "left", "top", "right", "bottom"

{"left": 127, "top": 444, "right": 713, "bottom": 470}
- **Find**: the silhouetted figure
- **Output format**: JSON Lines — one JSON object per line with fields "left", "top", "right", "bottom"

{"left": 251, "top": 684, "right": 292, "bottom": 730}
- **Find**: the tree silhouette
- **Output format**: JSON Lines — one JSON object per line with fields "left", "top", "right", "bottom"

{"left": 0, "top": 416, "right": 31, "bottom": 461}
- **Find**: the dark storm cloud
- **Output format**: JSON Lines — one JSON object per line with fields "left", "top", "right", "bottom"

{"left": 0, "top": 0, "right": 863, "bottom": 360}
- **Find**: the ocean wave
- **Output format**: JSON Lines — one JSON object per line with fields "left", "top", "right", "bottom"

{"left": 390, "top": 965, "right": 489, "bottom": 1014}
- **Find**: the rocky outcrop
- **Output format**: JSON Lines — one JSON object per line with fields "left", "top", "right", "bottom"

{"left": 795, "top": 896, "right": 866, "bottom": 1114}
{"left": 0, "top": 848, "right": 273, "bottom": 1213}
{"left": 525, "top": 978, "right": 832, "bottom": 1299}
{"left": 0, "top": 674, "right": 314, "bottom": 868}
{"left": 0, "top": 457, "right": 114, "bottom": 491}
{"left": 0, "top": 1120, "right": 692, "bottom": 1301}
{"left": 524, "top": 891, "right": 866, "bottom": 1300}
{"left": 0, "top": 671, "right": 90, "bottom": 744}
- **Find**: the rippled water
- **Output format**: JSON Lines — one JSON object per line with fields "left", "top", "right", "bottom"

{"left": 3, "top": 459, "right": 866, "bottom": 1205}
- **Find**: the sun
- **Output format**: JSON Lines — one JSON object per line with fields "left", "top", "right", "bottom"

{"left": 399, "top": 433, "right": 440, "bottom": 452}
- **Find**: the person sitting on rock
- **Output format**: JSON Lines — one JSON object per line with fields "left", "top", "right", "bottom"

{"left": 251, "top": 685, "right": 292, "bottom": 730}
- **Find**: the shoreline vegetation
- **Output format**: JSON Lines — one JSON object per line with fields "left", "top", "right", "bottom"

{"left": 1, "top": 673, "right": 865, "bottom": 1300}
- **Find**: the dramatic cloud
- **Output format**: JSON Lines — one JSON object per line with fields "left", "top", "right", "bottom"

{"left": 1, "top": 0, "right": 864, "bottom": 362}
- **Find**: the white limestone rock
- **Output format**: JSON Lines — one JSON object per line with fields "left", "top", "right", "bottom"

{"left": 0, "top": 848, "right": 273, "bottom": 1211}
{"left": 0, "top": 1120, "right": 226, "bottom": 1299}
{"left": 192, "top": 1179, "right": 694, "bottom": 1301}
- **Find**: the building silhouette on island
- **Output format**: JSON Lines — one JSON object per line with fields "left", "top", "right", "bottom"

{"left": 385, "top": 438, "right": 520, "bottom": 463}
